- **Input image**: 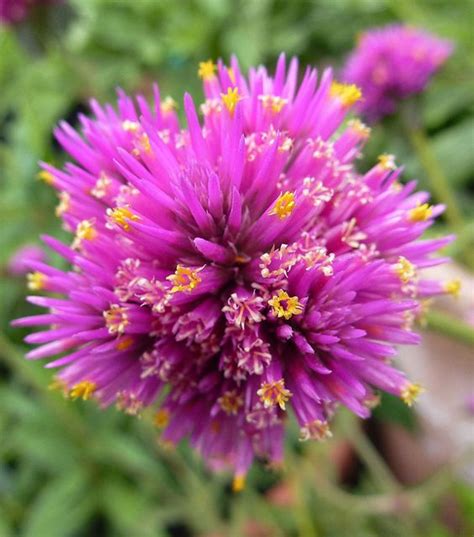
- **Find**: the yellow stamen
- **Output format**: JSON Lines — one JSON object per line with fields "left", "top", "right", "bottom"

{"left": 198, "top": 59, "right": 216, "bottom": 80}
{"left": 394, "top": 256, "right": 416, "bottom": 284}
{"left": 377, "top": 153, "right": 396, "bottom": 170}
{"left": 160, "top": 96, "right": 178, "bottom": 114}
{"left": 444, "top": 279, "right": 461, "bottom": 298}
{"left": 221, "top": 87, "right": 242, "bottom": 116}
{"left": 154, "top": 408, "right": 170, "bottom": 428}
{"left": 401, "top": 382, "right": 424, "bottom": 407}
{"left": 55, "top": 191, "right": 71, "bottom": 217}
{"left": 167, "top": 265, "right": 202, "bottom": 293}
{"left": 347, "top": 118, "right": 371, "bottom": 138}
{"left": 269, "top": 191, "right": 296, "bottom": 219}
{"left": 48, "top": 376, "right": 67, "bottom": 395}
{"left": 37, "top": 170, "right": 55, "bottom": 185}
{"left": 27, "top": 271, "right": 47, "bottom": 291}
{"left": 218, "top": 390, "right": 243, "bottom": 416}
{"left": 232, "top": 474, "right": 246, "bottom": 493}
{"left": 268, "top": 289, "right": 303, "bottom": 320}
{"left": 76, "top": 219, "right": 97, "bottom": 241}
{"left": 107, "top": 206, "right": 140, "bottom": 231}
{"left": 131, "top": 133, "right": 151, "bottom": 156}
{"left": 69, "top": 381, "right": 96, "bottom": 401}
{"left": 115, "top": 336, "right": 134, "bottom": 351}
{"left": 257, "top": 379, "right": 292, "bottom": 411}
{"left": 227, "top": 67, "right": 236, "bottom": 84}
{"left": 90, "top": 172, "right": 112, "bottom": 199}
{"left": 408, "top": 203, "right": 433, "bottom": 222}
{"left": 122, "top": 120, "right": 140, "bottom": 132}
{"left": 104, "top": 304, "right": 129, "bottom": 335}
{"left": 330, "top": 82, "right": 362, "bottom": 107}
{"left": 259, "top": 94, "right": 288, "bottom": 113}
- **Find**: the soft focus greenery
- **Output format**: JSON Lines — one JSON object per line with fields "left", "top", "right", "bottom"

{"left": 1, "top": 1, "right": 473, "bottom": 536}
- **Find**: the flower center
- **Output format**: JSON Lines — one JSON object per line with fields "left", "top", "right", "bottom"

{"left": 27, "top": 271, "right": 47, "bottom": 291}
{"left": 69, "top": 381, "right": 96, "bottom": 401}
{"left": 221, "top": 87, "right": 242, "bottom": 116}
{"left": 268, "top": 290, "right": 303, "bottom": 320}
{"left": 167, "top": 265, "right": 202, "bottom": 293}
{"left": 218, "top": 390, "right": 244, "bottom": 415}
{"left": 257, "top": 379, "right": 292, "bottom": 410}
{"left": 198, "top": 60, "right": 216, "bottom": 80}
{"left": 107, "top": 206, "right": 140, "bottom": 231}
{"left": 394, "top": 256, "right": 416, "bottom": 284}
{"left": 104, "top": 304, "right": 129, "bottom": 335}
{"left": 400, "top": 382, "right": 424, "bottom": 407}
{"left": 408, "top": 203, "right": 433, "bottom": 222}
{"left": 330, "top": 82, "right": 362, "bottom": 107}
{"left": 269, "top": 191, "right": 296, "bottom": 219}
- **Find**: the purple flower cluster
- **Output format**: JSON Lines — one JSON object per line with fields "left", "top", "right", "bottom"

{"left": 0, "top": 0, "right": 58, "bottom": 25}
{"left": 343, "top": 25, "right": 453, "bottom": 121}
{"left": 16, "top": 55, "right": 455, "bottom": 488}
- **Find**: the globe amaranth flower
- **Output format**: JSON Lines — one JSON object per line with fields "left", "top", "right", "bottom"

{"left": 15, "top": 54, "right": 457, "bottom": 489}
{"left": 0, "top": 0, "right": 59, "bottom": 25}
{"left": 342, "top": 25, "right": 453, "bottom": 121}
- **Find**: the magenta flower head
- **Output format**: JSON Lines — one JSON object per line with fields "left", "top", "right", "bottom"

{"left": 343, "top": 25, "right": 453, "bottom": 121}
{"left": 0, "top": 0, "right": 59, "bottom": 25}
{"left": 15, "top": 54, "right": 456, "bottom": 489}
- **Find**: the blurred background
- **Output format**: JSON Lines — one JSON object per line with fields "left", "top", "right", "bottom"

{"left": 0, "top": 0, "right": 473, "bottom": 536}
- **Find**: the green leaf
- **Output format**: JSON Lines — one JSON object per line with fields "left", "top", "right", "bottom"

{"left": 424, "top": 82, "right": 474, "bottom": 130}
{"left": 0, "top": 506, "right": 13, "bottom": 537}
{"left": 432, "top": 117, "right": 474, "bottom": 189}
{"left": 373, "top": 393, "right": 417, "bottom": 431}
{"left": 22, "top": 471, "right": 95, "bottom": 537}
{"left": 101, "top": 477, "right": 166, "bottom": 537}
{"left": 90, "top": 431, "right": 162, "bottom": 481}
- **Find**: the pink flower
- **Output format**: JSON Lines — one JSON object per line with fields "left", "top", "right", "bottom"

{"left": 343, "top": 25, "right": 453, "bottom": 121}
{"left": 1, "top": 0, "right": 59, "bottom": 25}
{"left": 15, "top": 55, "right": 453, "bottom": 487}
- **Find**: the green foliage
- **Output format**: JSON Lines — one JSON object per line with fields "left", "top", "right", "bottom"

{"left": 1, "top": 0, "right": 472, "bottom": 535}
{"left": 373, "top": 393, "right": 417, "bottom": 430}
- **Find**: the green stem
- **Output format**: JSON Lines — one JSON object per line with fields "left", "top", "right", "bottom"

{"left": 405, "top": 123, "right": 464, "bottom": 230}
{"left": 425, "top": 310, "right": 474, "bottom": 346}
{"left": 291, "top": 467, "right": 320, "bottom": 537}
{"left": 0, "top": 331, "right": 88, "bottom": 442}
{"left": 346, "top": 417, "right": 401, "bottom": 493}
{"left": 401, "top": 104, "right": 474, "bottom": 269}
{"left": 306, "top": 452, "right": 453, "bottom": 516}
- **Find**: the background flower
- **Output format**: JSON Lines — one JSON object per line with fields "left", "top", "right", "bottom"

{"left": 342, "top": 25, "right": 453, "bottom": 121}
{"left": 0, "top": 0, "right": 59, "bottom": 25}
